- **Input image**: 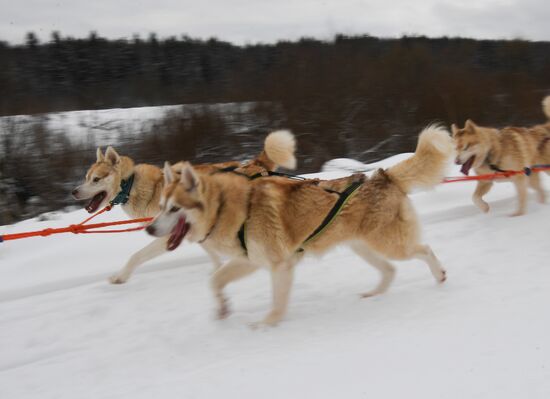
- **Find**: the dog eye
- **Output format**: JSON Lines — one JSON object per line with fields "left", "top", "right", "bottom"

{"left": 169, "top": 206, "right": 180, "bottom": 213}
{"left": 463, "top": 144, "right": 470, "bottom": 151}
{"left": 93, "top": 177, "right": 101, "bottom": 183}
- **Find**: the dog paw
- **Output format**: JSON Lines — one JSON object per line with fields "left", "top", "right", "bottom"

{"left": 509, "top": 210, "right": 525, "bottom": 217}
{"left": 475, "top": 201, "right": 490, "bottom": 213}
{"left": 438, "top": 269, "right": 447, "bottom": 283}
{"left": 216, "top": 305, "right": 230, "bottom": 320}
{"left": 249, "top": 313, "right": 282, "bottom": 329}
{"left": 359, "top": 291, "right": 378, "bottom": 299}
{"left": 249, "top": 320, "right": 277, "bottom": 330}
{"left": 109, "top": 274, "right": 128, "bottom": 284}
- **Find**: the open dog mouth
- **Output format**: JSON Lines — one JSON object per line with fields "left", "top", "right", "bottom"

{"left": 167, "top": 216, "right": 190, "bottom": 251}
{"left": 459, "top": 156, "right": 475, "bottom": 176}
{"left": 85, "top": 191, "right": 107, "bottom": 213}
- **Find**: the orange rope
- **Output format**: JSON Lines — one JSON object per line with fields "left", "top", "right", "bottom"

{"left": 0, "top": 205, "right": 153, "bottom": 243}
{"left": 442, "top": 165, "right": 550, "bottom": 184}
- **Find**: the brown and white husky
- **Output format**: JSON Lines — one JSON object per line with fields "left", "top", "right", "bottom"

{"left": 146, "top": 125, "right": 453, "bottom": 327}
{"left": 72, "top": 130, "right": 297, "bottom": 284}
{"left": 453, "top": 96, "right": 550, "bottom": 216}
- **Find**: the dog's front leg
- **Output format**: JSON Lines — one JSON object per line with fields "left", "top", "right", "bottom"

{"left": 472, "top": 180, "right": 493, "bottom": 213}
{"left": 511, "top": 175, "right": 528, "bottom": 217}
{"left": 110, "top": 236, "right": 169, "bottom": 284}
{"left": 211, "top": 258, "right": 258, "bottom": 318}
{"left": 252, "top": 261, "right": 294, "bottom": 328}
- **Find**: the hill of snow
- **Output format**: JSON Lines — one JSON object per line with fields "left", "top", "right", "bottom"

{"left": 1, "top": 158, "right": 549, "bottom": 399}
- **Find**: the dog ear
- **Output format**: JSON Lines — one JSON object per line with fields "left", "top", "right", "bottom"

{"left": 180, "top": 162, "right": 199, "bottom": 192}
{"left": 96, "top": 147, "right": 105, "bottom": 162}
{"left": 451, "top": 123, "right": 459, "bottom": 136}
{"left": 465, "top": 119, "right": 477, "bottom": 131}
{"left": 163, "top": 161, "right": 174, "bottom": 185}
{"left": 105, "top": 146, "right": 120, "bottom": 166}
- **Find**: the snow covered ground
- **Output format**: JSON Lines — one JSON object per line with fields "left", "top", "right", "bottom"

{"left": 1, "top": 158, "right": 549, "bottom": 399}
{"left": 0, "top": 102, "right": 263, "bottom": 151}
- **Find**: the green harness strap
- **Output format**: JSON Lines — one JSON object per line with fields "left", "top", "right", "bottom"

{"left": 298, "top": 180, "right": 363, "bottom": 251}
{"left": 238, "top": 179, "right": 363, "bottom": 255}
{"left": 110, "top": 174, "right": 135, "bottom": 206}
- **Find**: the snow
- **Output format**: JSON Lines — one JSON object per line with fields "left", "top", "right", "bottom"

{"left": 1, "top": 157, "right": 550, "bottom": 399}
{"left": 0, "top": 102, "right": 262, "bottom": 152}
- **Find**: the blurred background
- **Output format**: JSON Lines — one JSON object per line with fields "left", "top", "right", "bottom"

{"left": 1, "top": 1, "right": 550, "bottom": 224}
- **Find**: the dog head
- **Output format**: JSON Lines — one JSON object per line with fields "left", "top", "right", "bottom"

{"left": 146, "top": 162, "right": 205, "bottom": 250}
{"left": 451, "top": 120, "right": 490, "bottom": 175}
{"left": 72, "top": 147, "right": 125, "bottom": 213}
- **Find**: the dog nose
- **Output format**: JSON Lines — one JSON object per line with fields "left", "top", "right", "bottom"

{"left": 72, "top": 189, "right": 79, "bottom": 197}
{"left": 146, "top": 225, "right": 156, "bottom": 235}
{"left": 455, "top": 158, "right": 461, "bottom": 165}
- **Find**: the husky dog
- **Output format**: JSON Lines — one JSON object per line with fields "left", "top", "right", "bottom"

{"left": 146, "top": 125, "right": 453, "bottom": 327}
{"left": 72, "top": 130, "right": 297, "bottom": 283}
{"left": 453, "top": 96, "right": 550, "bottom": 216}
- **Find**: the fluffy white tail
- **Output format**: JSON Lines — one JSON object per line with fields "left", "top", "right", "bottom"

{"left": 387, "top": 125, "right": 453, "bottom": 193}
{"left": 264, "top": 130, "right": 297, "bottom": 170}
{"left": 542, "top": 96, "right": 550, "bottom": 120}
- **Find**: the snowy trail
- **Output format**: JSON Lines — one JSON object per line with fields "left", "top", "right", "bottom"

{"left": 1, "top": 167, "right": 549, "bottom": 398}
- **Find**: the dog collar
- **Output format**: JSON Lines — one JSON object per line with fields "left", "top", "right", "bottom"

{"left": 110, "top": 174, "right": 135, "bottom": 206}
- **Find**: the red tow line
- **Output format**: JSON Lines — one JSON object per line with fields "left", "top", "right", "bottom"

{"left": 0, "top": 205, "right": 153, "bottom": 243}
{"left": 442, "top": 164, "right": 550, "bottom": 184}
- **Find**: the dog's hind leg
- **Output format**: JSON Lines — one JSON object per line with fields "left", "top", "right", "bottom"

{"left": 350, "top": 242, "right": 396, "bottom": 298}
{"left": 411, "top": 244, "right": 446, "bottom": 283}
{"left": 110, "top": 236, "right": 169, "bottom": 284}
{"left": 529, "top": 173, "right": 546, "bottom": 204}
{"left": 472, "top": 181, "right": 493, "bottom": 213}
{"left": 211, "top": 258, "right": 258, "bottom": 319}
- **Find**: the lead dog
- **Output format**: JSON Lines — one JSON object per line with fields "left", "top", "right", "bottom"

{"left": 146, "top": 125, "right": 453, "bottom": 327}
{"left": 453, "top": 96, "right": 550, "bottom": 216}
{"left": 72, "top": 130, "right": 297, "bottom": 283}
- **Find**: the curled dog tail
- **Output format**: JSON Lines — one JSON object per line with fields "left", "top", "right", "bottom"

{"left": 387, "top": 125, "right": 453, "bottom": 193}
{"left": 262, "top": 130, "right": 297, "bottom": 170}
{"left": 542, "top": 96, "right": 550, "bottom": 120}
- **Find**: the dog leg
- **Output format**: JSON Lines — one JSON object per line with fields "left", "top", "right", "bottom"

{"left": 202, "top": 245, "right": 223, "bottom": 270}
{"left": 110, "top": 236, "right": 169, "bottom": 284}
{"left": 211, "top": 258, "right": 258, "bottom": 319}
{"left": 472, "top": 181, "right": 493, "bottom": 213}
{"left": 350, "top": 242, "right": 396, "bottom": 298}
{"left": 511, "top": 175, "right": 528, "bottom": 216}
{"left": 529, "top": 173, "right": 546, "bottom": 204}
{"left": 252, "top": 261, "right": 294, "bottom": 328}
{"left": 412, "top": 244, "right": 446, "bottom": 283}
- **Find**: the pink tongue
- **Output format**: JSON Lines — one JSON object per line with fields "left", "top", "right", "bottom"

{"left": 167, "top": 217, "right": 189, "bottom": 251}
{"left": 85, "top": 192, "right": 106, "bottom": 213}
{"left": 460, "top": 156, "right": 475, "bottom": 176}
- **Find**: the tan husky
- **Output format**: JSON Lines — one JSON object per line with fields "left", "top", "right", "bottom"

{"left": 72, "top": 130, "right": 297, "bottom": 284}
{"left": 452, "top": 96, "right": 550, "bottom": 216}
{"left": 146, "top": 125, "right": 453, "bottom": 327}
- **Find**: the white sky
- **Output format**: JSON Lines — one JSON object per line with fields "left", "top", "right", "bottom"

{"left": 0, "top": 0, "right": 549, "bottom": 45}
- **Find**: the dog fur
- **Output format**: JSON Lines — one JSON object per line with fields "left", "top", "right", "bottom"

{"left": 72, "top": 130, "right": 297, "bottom": 284}
{"left": 452, "top": 96, "right": 550, "bottom": 216}
{"left": 146, "top": 125, "right": 453, "bottom": 327}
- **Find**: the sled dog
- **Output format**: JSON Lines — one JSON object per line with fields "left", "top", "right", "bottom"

{"left": 146, "top": 125, "right": 453, "bottom": 327}
{"left": 452, "top": 96, "right": 550, "bottom": 216}
{"left": 72, "top": 130, "right": 297, "bottom": 283}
